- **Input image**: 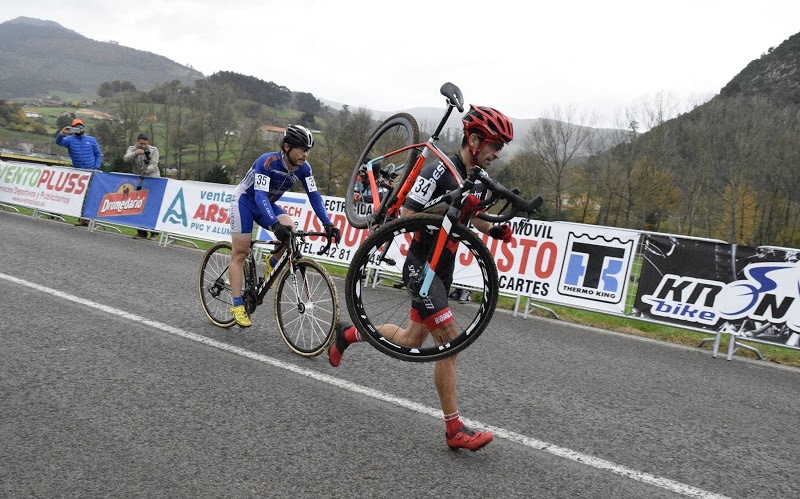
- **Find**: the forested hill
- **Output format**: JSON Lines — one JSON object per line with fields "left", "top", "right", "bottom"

{"left": 719, "top": 31, "right": 800, "bottom": 104}
{"left": 0, "top": 16, "right": 204, "bottom": 98}
{"left": 589, "top": 29, "right": 800, "bottom": 247}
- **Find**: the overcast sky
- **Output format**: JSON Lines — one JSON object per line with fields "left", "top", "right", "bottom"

{"left": 4, "top": 1, "right": 800, "bottom": 127}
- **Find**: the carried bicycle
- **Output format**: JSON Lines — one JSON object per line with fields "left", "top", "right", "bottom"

{"left": 344, "top": 164, "right": 543, "bottom": 362}
{"left": 198, "top": 229, "right": 338, "bottom": 357}
{"left": 345, "top": 81, "right": 469, "bottom": 232}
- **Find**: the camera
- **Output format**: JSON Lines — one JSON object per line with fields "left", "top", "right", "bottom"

{"left": 67, "top": 127, "right": 80, "bottom": 134}
{"left": 143, "top": 150, "right": 151, "bottom": 165}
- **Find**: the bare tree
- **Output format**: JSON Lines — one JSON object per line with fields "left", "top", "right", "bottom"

{"left": 186, "top": 83, "right": 212, "bottom": 180}
{"left": 340, "top": 107, "right": 376, "bottom": 161}
{"left": 626, "top": 92, "right": 682, "bottom": 231}
{"left": 117, "top": 90, "right": 145, "bottom": 146}
{"left": 228, "top": 116, "right": 266, "bottom": 183}
{"left": 315, "top": 112, "right": 350, "bottom": 196}
{"left": 162, "top": 85, "right": 188, "bottom": 178}
{"left": 524, "top": 105, "right": 596, "bottom": 219}
{"left": 202, "top": 83, "right": 236, "bottom": 165}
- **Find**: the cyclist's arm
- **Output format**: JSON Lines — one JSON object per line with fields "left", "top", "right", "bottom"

{"left": 301, "top": 171, "right": 332, "bottom": 225}
{"left": 470, "top": 215, "right": 493, "bottom": 234}
{"left": 253, "top": 157, "right": 280, "bottom": 227}
{"left": 404, "top": 162, "right": 453, "bottom": 216}
{"left": 400, "top": 206, "right": 418, "bottom": 218}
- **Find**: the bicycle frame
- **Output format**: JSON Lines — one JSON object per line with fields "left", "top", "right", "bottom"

{"left": 244, "top": 230, "right": 333, "bottom": 312}
{"left": 364, "top": 140, "right": 463, "bottom": 223}
{"left": 356, "top": 82, "right": 542, "bottom": 299}
{"left": 361, "top": 85, "right": 465, "bottom": 229}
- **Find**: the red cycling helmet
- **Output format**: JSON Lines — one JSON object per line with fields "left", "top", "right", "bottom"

{"left": 462, "top": 105, "right": 514, "bottom": 144}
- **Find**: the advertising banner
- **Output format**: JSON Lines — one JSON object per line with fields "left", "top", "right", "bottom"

{"left": 0, "top": 161, "right": 643, "bottom": 318}
{"left": 634, "top": 234, "right": 800, "bottom": 348}
{"left": 83, "top": 172, "right": 167, "bottom": 228}
{"left": 157, "top": 179, "right": 235, "bottom": 239}
{"left": 487, "top": 221, "right": 639, "bottom": 314}
{"left": 262, "top": 196, "right": 372, "bottom": 267}
{"left": 360, "top": 217, "right": 640, "bottom": 315}
{"left": 0, "top": 160, "right": 91, "bottom": 217}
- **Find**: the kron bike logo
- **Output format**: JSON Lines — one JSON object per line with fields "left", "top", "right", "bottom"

{"left": 641, "top": 262, "right": 800, "bottom": 331}
{"left": 557, "top": 233, "right": 636, "bottom": 304}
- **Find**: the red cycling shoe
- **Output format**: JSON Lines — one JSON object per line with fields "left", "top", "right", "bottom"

{"left": 446, "top": 425, "right": 493, "bottom": 452}
{"left": 328, "top": 322, "right": 352, "bottom": 367}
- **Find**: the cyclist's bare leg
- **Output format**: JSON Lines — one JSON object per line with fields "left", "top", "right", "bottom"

{"left": 269, "top": 213, "right": 294, "bottom": 263}
{"left": 229, "top": 232, "right": 253, "bottom": 327}
{"left": 435, "top": 354, "right": 458, "bottom": 415}
{"left": 425, "top": 320, "right": 461, "bottom": 414}
{"left": 377, "top": 318, "right": 478, "bottom": 444}
{"left": 230, "top": 232, "right": 252, "bottom": 301}
{"left": 375, "top": 318, "right": 459, "bottom": 413}
{"left": 377, "top": 320, "right": 429, "bottom": 347}
{"left": 425, "top": 319, "right": 489, "bottom": 449}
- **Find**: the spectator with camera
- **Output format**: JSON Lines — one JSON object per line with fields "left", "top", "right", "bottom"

{"left": 56, "top": 118, "right": 103, "bottom": 226}
{"left": 123, "top": 133, "right": 161, "bottom": 239}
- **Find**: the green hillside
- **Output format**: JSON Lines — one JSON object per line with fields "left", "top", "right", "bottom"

{"left": 0, "top": 16, "right": 203, "bottom": 98}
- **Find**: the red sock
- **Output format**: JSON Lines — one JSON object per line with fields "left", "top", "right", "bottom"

{"left": 444, "top": 411, "right": 463, "bottom": 436}
{"left": 344, "top": 325, "right": 361, "bottom": 344}
{"left": 328, "top": 325, "right": 361, "bottom": 368}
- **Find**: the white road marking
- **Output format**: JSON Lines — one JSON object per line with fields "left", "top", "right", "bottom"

{"left": 1, "top": 272, "right": 729, "bottom": 499}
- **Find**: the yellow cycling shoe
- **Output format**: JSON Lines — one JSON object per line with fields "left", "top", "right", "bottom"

{"left": 264, "top": 255, "right": 275, "bottom": 278}
{"left": 230, "top": 305, "right": 252, "bottom": 328}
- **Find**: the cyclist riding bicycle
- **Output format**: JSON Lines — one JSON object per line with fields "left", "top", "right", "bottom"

{"left": 330, "top": 105, "right": 515, "bottom": 451}
{"left": 229, "top": 124, "right": 339, "bottom": 328}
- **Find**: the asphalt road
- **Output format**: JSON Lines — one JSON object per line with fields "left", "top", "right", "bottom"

{"left": 1, "top": 210, "right": 799, "bottom": 499}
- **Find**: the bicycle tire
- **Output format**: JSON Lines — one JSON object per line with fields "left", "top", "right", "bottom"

{"left": 343, "top": 214, "right": 499, "bottom": 362}
{"left": 198, "top": 241, "right": 237, "bottom": 328}
{"left": 345, "top": 113, "right": 420, "bottom": 229}
{"left": 274, "top": 259, "right": 339, "bottom": 357}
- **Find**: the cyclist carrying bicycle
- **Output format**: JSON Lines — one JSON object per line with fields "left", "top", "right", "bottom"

{"left": 229, "top": 124, "right": 339, "bottom": 328}
{"left": 330, "top": 105, "right": 515, "bottom": 451}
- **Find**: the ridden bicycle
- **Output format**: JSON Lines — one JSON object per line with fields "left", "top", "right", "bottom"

{"left": 344, "top": 162, "right": 542, "bottom": 362}
{"left": 198, "top": 229, "right": 339, "bottom": 357}
{"left": 345, "top": 81, "right": 471, "bottom": 232}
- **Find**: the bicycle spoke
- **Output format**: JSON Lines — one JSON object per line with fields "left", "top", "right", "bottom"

{"left": 275, "top": 260, "right": 337, "bottom": 357}
{"left": 344, "top": 214, "right": 498, "bottom": 362}
{"left": 345, "top": 113, "right": 420, "bottom": 230}
{"left": 198, "top": 242, "right": 237, "bottom": 327}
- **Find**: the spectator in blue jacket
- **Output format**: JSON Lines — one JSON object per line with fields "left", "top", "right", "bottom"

{"left": 56, "top": 119, "right": 103, "bottom": 169}
{"left": 56, "top": 118, "right": 103, "bottom": 226}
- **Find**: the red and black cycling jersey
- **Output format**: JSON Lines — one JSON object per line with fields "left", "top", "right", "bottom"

{"left": 403, "top": 153, "right": 467, "bottom": 213}
{"left": 400, "top": 152, "right": 487, "bottom": 322}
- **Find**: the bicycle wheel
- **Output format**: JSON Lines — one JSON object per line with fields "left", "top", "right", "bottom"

{"left": 274, "top": 259, "right": 339, "bottom": 357}
{"left": 345, "top": 113, "right": 420, "bottom": 229}
{"left": 198, "top": 241, "right": 237, "bottom": 328}
{"left": 343, "top": 214, "right": 499, "bottom": 362}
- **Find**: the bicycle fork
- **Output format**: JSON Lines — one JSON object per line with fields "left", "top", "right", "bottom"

{"left": 416, "top": 215, "right": 457, "bottom": 298}
{"left": 286, "top": 260, "right": 313, "bottom": 314}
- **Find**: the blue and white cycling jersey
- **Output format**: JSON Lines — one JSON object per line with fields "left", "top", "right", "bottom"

{"left": 230, "top": 151, "right": 331, "bottom": 234}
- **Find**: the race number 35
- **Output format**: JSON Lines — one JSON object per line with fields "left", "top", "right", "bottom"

{"left": 255, "top": 173, "right": 270, "bottom": 192}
